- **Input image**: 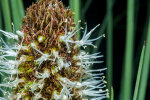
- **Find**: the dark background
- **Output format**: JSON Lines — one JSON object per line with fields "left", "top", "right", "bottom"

{"left": 23, "top": 0, "right": 150, "bottom": 99}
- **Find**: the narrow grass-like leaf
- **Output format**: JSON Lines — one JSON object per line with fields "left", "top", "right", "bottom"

{"left": 11, "top": 0, "right": 23, "bottom": 30}
{"left": 133, "top": 44, "right": 145, "bottom": 100}
{"left": 0, "top": 4, "right": 3, "bottom": 46}
{"left": 0, "top": 0, "right": 13, "bottom": 44}
{"left": 0, "top": 5, "right": 2, "bottom": 32}
{"left": 111, "top": 86, "right": 114, "bottom": 100}
{"left": 17, "top": 0, "right": 25, "bottom": 20}
{"left": 138, "top": 18, "right": 150, "bottom": 100}
{"left": 73, "top": 0, "right": 81, "bottom": 23}
{"left": 0, "top": 3, "right": 3, "bottom": 97}
{"left": 0, "top": 0, "right": 12, "bottom": 32}
{"left": 135, "top": 0, "right": 150, "bottom": 67}
{"left": 69, "top": 0, "right": 74, "bottom": 10}
{"left": 69, "top": 0, "right": 81, "bottom": 40}
{"left": 120, "top": 0, "right": 135, "bottom": 99}
{"left": 106, "top": 0, "right": 113, "bottom": 99}
{"left": 0, "top": 7, "right": 2, "bottom": 29}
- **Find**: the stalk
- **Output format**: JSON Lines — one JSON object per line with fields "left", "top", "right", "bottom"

{"left": 133, "top": 44, "right": 145, "bottom": 100}
{"left": 106, "top": 0, "right": 113, "bottom": 99}
{"left": 0, "top": 0, "right": 2, "bottom": 86}
{"left": 111, "top": 86, "right": 114, "bottom": 100}
{"left": 138, "top": 18, "right": 150, "bottom": 100}
{"left": 0, "top": 0, "right": 12, "bottom": 32}
{"left": 0, "top": 0, "right": 13, "bottom": 44}
{"left": 120, "top": 0, "right": 135, "bottom": 99}
{"left": 135, "top": 0, "right": 150, "bottom": 67}
{"left": 11, "top": 0, "right": 22, "bottom": 30}
{"left": 69, "top": 0, "right": 73, "bottom": 10}
{"left": 69, "top": 0, "right": 81, "bottom": 40}
{"left": 17, "top": 0, "right": 25, "bottom": 20}
{"left": 0, "top": 5, "right": 2, "bottom": 32}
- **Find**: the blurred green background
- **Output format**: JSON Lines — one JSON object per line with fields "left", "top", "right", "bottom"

{"left": 0, "top": 0, "right": 150, "bottom": 100}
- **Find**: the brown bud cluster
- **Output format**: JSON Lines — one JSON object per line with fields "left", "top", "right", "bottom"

{"left": 15, "top": 0, "right": 81, "bottom": 99}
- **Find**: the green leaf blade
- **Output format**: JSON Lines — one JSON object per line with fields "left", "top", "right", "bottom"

{"left": 138, "top": 18, "right": 150, "bottom": 100}
{"left": 133, "top": 44, "right": 145, "bottom": 100}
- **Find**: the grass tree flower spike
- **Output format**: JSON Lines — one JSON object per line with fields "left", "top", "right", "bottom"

{"left": 0, "top": 0, "right": 108, "bottom": 99}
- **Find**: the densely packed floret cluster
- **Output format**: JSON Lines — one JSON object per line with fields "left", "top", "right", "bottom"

{"left": 0, "top": 0, "right": 108, "bottom": 99}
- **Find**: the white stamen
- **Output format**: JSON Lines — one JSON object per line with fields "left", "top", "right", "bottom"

{"left": 0, "top": 30, "right": 18, "bottom": 40}
{"left": 59, "top": 24, "right": 102, "bottom": 50}
{"left": 16, "top": 30, "right": 24, "bottom": 38}
{"left": 0, "top": 38, "right": 18, "bottom": 57}
{"left": 31, "top": 44, "right": 52, "bottom": 68}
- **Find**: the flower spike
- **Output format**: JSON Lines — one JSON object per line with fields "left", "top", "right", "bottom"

{"left": 0, "top": 0, "right": 108, "bottom": 99}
